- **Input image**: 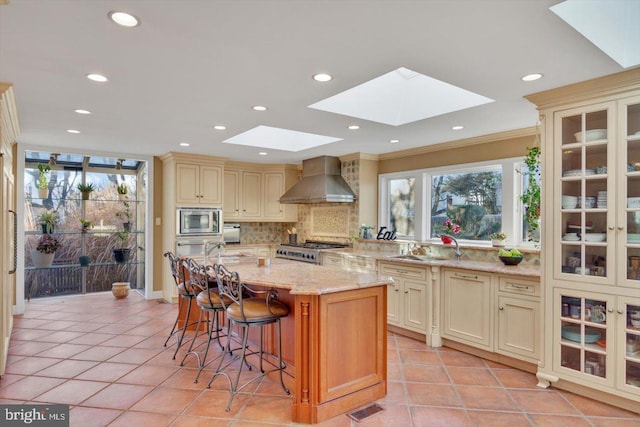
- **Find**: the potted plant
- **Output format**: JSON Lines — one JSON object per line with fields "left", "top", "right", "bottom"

{"left": 77, "top": 183, "right": 95, "bottom": 200}
{"left": 520, "top": 146, "right": 541, "bottom": 242}
{"left": 31, "top": 233, "right": 61, "bottom": 268}
{"left": 113, "top": 229, "right": 131, "bottom": 264}
{"left": 80, "top": 218, "right": 92, "bottom": 233}
{"left": 360, "top": 224, "right": 375, "bottom": 239}
{"left": 38, "top": 210, "right": 58, "bottom": 234}
{"left": 116, "top": 200, "right": 132, "bottom": 231}
{"left": 116, "top": 183, "right": 128, "bottom": 200}
{"left": 441, "top": 219, "right": 461, "bottom": 244}
{"left": 79, "top": 255, "right": 90, "bottom": 267}
{"left": 489, "top": 232, "right": 507, "bottom": 247}
{"left": 36, "top": 164, "right": 51, "bottom": 198}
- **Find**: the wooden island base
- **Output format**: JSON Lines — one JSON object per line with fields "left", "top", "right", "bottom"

{"left": 175, "top": 258, "right": 390, "bottom": 424}
{"left": 291, "top": 286, "right": 387, "bottom": 423}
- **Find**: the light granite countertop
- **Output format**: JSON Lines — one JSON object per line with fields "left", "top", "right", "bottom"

{"left": 323, "top": 248, "right": 541, "bottom": 279}
{"left": 196, "top": 256, "right": 393, "bottom": 295}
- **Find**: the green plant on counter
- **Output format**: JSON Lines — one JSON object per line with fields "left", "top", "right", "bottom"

{"left": 80, "top": 219, "right": 92, "bottom": 232}
{"left": 77, "top": 183, "right": 95, "bottom": 193}
{"left": 116, "top": 183, "right": 128, "bottom": 195}
{"left": 489, "top": 232, "right": 507, "bottom": 241}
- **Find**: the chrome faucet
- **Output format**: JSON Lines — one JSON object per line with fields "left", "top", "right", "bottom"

{"left": 205, "top": 241, "right": 226, "bottom": 263}
{"left": 441, "top": 234, "right": 462, "bottom": 261}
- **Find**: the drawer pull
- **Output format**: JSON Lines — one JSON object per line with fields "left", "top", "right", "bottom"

{"left": 454, "top": 273, "right": 478, "bottom": 280}
{"left": 509, "top": 284, "right": 530, "bottom": 290}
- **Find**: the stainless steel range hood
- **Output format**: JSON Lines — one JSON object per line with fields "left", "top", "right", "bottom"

{"left": 279, "top": 156, "right": 356, "bottom": 204}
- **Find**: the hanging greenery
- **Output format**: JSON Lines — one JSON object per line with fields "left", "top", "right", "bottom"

{"left": 521, "top": 145, "right": 541, "bottom": 240}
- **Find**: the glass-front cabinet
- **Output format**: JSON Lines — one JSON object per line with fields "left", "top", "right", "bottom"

{"left": 555, "top": 97, "right": 640, "bottom": 287}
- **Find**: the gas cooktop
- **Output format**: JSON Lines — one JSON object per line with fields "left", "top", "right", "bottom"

{"left": 275, "top": 240, "right": 350, "bottom": 264}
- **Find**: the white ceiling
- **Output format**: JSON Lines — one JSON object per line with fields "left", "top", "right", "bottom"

{"left": 0, "top": 0, "right": 629, "bottom": 165}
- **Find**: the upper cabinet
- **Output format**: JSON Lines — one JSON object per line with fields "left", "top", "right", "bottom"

{"left": 176, "top": 162, "right": 222, "bottom": 206}
{"left": 224, "top": 162, "right": 298, "bottom": 222}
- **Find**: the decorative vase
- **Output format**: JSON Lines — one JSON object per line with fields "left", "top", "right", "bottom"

{"left": 31, "top": 249, "right": 54, "bottom": 268}
{"left": 492, "top": 239, "right": 506, "bottom": 247}
{"left": 441, "top": 236, "right": 453, "bottom": 244}
{"left": 79, "top": 255, "right": 90, "bottom": 267}
{"left": 37, "top": 188, "right": 48, "bottom": 199}
{"left": 113, "top": 248, "right": 131, "bottom": 264}
{"left": 123, "top": 222, "right": 131, "bottom": 232}
{"left": 112, "top": 282, "right": 130, "bottom": 299}
{"left": 118, "top": 194, "right": 126, "bottom": 201}
{"left": 41, "top": 223, "right": 54, "bottom": 234}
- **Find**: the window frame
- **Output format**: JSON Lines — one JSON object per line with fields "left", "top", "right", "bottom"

{"left": 379, "top": 157, "right": 530, "bottom": 246}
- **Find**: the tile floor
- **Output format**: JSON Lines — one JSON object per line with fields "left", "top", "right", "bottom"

{"left": 1, "top": 291, "right": 639, "bottom": 426}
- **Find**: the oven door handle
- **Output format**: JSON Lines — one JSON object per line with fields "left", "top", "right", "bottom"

{"left": 176, "top": 241, "right": 205, "bottom": 246}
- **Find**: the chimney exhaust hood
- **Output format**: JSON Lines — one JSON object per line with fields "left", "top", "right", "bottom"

{"left": 279, "top": 156, "right": 356, "bottom": 204}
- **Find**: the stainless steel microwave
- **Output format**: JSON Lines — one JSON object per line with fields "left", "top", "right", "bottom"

{"left": 176, "top": 207, "right": 221, "bottom": 236}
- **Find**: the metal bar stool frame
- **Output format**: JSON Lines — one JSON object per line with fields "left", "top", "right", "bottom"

{"left": 162, "top": 252, "right": 204, "bottom": 360}
{"left": 180, "top": 261, "right": 231, "bottom": 383}
{"left": 207, "top": 263, "right": 290, "bottom": 411}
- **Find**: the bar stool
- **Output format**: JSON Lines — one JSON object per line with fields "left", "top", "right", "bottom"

{"left": 162, "top": 252, "right": 203, "bottom": 360}
{"left": 207, "top": 263, "right": 290, "bottom": 411}
{"left": 181, "top": 261, "right": 231, "bottom": 383}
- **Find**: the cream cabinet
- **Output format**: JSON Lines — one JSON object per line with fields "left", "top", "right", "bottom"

{"left": 0, "top": 83, "right": 17, "bottom": 377}
{"left": 321, "top": 252, "right": 377, "bottom": 273}
{"left": 223, "top": 164, "right": 298, "bottom": 222}
{"left": 441, "top": 269, "right": 492, "bottom": 350}
{"left": 527, "top": 68, "right": 640, "bottom": 411}
{"left": 441, "top": 269, "right": 541, "bottom": 364}
{"left": 379, "top": 261, "right": 429, "bottom": 334}
{"left": 497, "top": 276, "right": 541, "bottom": 363}
{"left": 176, "top": 162, "right": 222, "bottom": 206}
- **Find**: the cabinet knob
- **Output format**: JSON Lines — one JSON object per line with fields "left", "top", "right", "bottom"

{"left": 608, "top": 308, "right": 614, "bottom": 313}
{"left": 618, "top": 226, "right": 624, "bottom": 230}
{"left": 608, "top": 226, "right": 615, "bottom": 230}
{"left": 618, "top": 309, "right": 624, "bottom": 314}
{"left": 404, "top": 290, "right": 409, "bottom": 294}
{"left": 499, "top": 306, "right": 504, "bottom": 310}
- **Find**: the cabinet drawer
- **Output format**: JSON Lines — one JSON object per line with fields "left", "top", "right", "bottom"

{"left": 499, "top": 276, "right": 540, "bottom": 297}
{"left": 379, "top": 262, "right": 427, "bottom": 280}
{"left": 322, "top": 253, "right": 345, "bottom": 269}
{"left": 346, "top": 256, "right": 376, "bottom": 273}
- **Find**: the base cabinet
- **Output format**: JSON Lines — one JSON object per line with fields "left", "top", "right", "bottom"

{"left": 379, "top": 261, "right": 428, "bottom": 334}
{"left": 442, "top": 269, "right": 541, "bottom": 364}
{"left": 442, "top": 269, "right": 492, "bottom": 350}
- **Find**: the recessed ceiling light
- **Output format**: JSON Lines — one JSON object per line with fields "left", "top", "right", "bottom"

{"left": 252, "top": 105, "right": 267, "bottom": 111}
{"left": 213, "top": 125, "right": 226, "bottom": 130}
{"left": 389, "top": 139, "right": 399, "bottom": 143}
{"left": 521, "top": 73, "right": 543, "bottom": 82}
{"left": 451, "top": 125, "right": 464, "bottom": 130}
{"left": 74, "top": 109, "right": 92, "bottom": 115}
{"left": 258, "top": 152, "right": 268, "bottom": 156}
{"left": 86, "top": 73, "right": 108, "bottom": 82}
{"left": 179, "top": 142, "right": 190, "bottom": 147}
{"left": 108, "top": 11, "right": 140, "bottom": 27}
{"left": 313, "top": 73, "right": 332, "bottom": 82}
{"left": 348, "top": 125, "right": 360, "bottom": 130}
{"left": 67, "top": 129, "right": 80, "bottom": 134}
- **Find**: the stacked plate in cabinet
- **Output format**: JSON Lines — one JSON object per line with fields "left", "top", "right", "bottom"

{"left": 597, "top": 191, "right": 607, "bottom": 208}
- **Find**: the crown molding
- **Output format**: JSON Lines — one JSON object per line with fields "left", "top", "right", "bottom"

{"left": 378, "top": 126, "right": 538, "bottom": 161}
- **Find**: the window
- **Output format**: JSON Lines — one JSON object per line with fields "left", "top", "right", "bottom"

{"left": 379, "top": 157, "right": 529, "bottom": 245}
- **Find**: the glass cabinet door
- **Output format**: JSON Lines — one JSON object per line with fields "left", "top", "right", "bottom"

{"left": 556, "top": 290, "right": 613, "bottom": 386}
{"left": 556, "top": 104, "right": 613, "bottom": 284}
{"left": 619, "top": 297, "right": 640, "bottom": 395}
{"left": 622, "top": 97, "right": 640, "bottom": 287}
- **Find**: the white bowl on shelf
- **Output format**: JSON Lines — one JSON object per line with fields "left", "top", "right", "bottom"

{"left": 584, "top": 233, "right": 606, "bottom": 242}
{"left": 628, "top": 197, "right": 640, "bottom": 208}
{"left": 562, "top": 195, "right": 578, "bottom": 209}
{"left": 574, "top": 129, "right": 607, "bottom": 142}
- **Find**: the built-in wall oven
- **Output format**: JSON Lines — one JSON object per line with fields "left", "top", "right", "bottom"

{"left": 176, "top": 207, "right": 221, "bottom": 236}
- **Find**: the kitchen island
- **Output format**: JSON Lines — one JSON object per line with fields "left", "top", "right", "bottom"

{"left": 212, "top": 257, "right": 392, "bottom": 424}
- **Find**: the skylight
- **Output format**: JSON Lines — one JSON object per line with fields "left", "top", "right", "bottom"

{"left": 223, "top": 126, "right": 342, "bottom": 152}
{"left": 308, "top": 67, "right": 494, "bottom": 126}
{"left": 550, "top": 0, "right": 640, "bottom": 68}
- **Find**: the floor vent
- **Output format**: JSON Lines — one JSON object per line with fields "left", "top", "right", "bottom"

{"left": 348, "top": 403, "right": 384, "bottom": 422}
